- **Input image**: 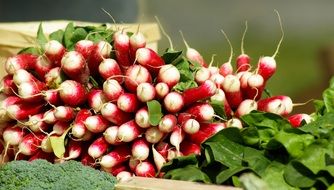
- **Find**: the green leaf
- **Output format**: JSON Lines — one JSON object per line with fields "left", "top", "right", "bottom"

{"left": 63, "top": 22, "right": 75, "bottom": 49}
{"left": 241, "top": 127, "right": 260, "bottom": 147}
{"left": 50, "top": 125, "right": 73, "bottom": 158}
{"left": 216, "top": 166, "right": 250, "bottom": 184}
{"left": 283, "top": 161, "right": 316, "bottom": 188}
{"left": 18, "top": 47, "right": 41, "bottom": 55}
{"left": 239, "top": 173, "right": 269, "bottom": 190}
{"left": 313, "top": 99, "right": 325, "bottom": 116}
{"left": 49, "top": 29, "right": 64, "bottom": 42}
{"left": 147, "top": 100, "right": 163, "bottom": 126}
{"left": 162, "top": 50, "right": 182, "bottom": 64}
{"left": 161, "top": 154, "right": 198, "bottom": 173}
{"left": 323, "top": 88, "right": 334, "bottom": 113}
{"left": 210, "top": 100, "right": 227, "bottom": 120}
{"left": 163, "top": 165, "right": 211, "bottom": 183}
{"left": 243, "top": 147, "right": 271, "bottom": 175}
{"left": 300, "top": 112, "right": 334, "bottom": 137}
{"left": 297, "top": 143, "right": 328, "bottom": 174}
{"left": 71, "top": 28, "right": 88, "bottom": 44}
{"left": 172, "top": 80, "right": 197, "bottom": 92}
{"left": 37, "top": 23, "right": 48, "bottom": 48}
{"left": 174, "top": 58, "right": 194, "bottom": 82}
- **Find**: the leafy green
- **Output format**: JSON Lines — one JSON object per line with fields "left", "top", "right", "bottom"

{"left": 147, "top": 100, "right": 163, "bottom": 126}
{"left": 63, "top": 22, "right": 75, "bottom": 49}
{"left": 49, "top": 29, "right": 64, "bottom": 42}
{"left": 162, "top": 49, "right": 182, "bottom": 64}
{"left": 50, "top": 125, "right": 73, "bottom": 158}
{"left": 37, "top": 23, "right": 48, "bottom": 48}
{"left": 164, "top": 165, "right": 211, "bottom": 183}
{"left": 172, "top": 80, "right": 197, "bottom": 92}
{"left": 17, "top": 47, "right": 40, "bottom": 55}
{"left": 210, "top": 100, "right": 227, "bottom": 120}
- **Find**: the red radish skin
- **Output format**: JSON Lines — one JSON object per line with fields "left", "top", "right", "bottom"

{"left": 235, "top": 99, "right": 258, "bottom": 117}
{"left": 59, "top": 80, "right": 87, "bottom": 106}
{"left": 54, "top": 106, "right": 76, "bottom": 122}
{"left": 53, "top": 121, "right": 70, "bottom": 135}
{"left": 13, "top": 69, "right": 39, "bottom": 85}
{"left": 88, "top": 137, "right": 109, "bottom": 158}
{"left": 87, "top": 41, "right": 112, "bottom": 76}
{"left": 17, "top": 81, "right": 46, "bottom": 102}
{"left": 103, "top": 79, "right": 124, "bottom": 101}
{"left": 288, "top": 113, "right": 313, "bottom": 128}
{"left": 43, "top": 89, "right": 61, "bottom": 105}
{"left": 101, "top": 102, "right": 132, "bottom": 125}
{"left": 81, "top": 152, "right": 96, "bottom": 167}
{"left": 100, "top": 145, "right": 131, "bottom": 168}
{"left": 124, "top": 65, "right": 152, "bottom": 93}
{"left": 87, "top": 89, "right": 108, "bottom": 113}
{"left": 188, "top": 123, "right": 225, "bottom": 145}
{"left": 130, "top": 32, "right": 146, "bottom": 61}
{"left": 135, "top": 107, "right": 151, "bottom": 128}
{"left": 114, "top": 32, "right": 131, "bottom": 69}
{"left": 183, "top": 80, "right": 217, "bottom": 106}
{"left": 33, "top": 56, "right": 53, "bottom": 79}
{"left": 136, "top": 82, "right": 156, "bottom": 102}
{"left": 135, "top": 161, "right": 156, "bottom": 177}
{"left": 145, "top": 126, "right": 164, "bottom": 144}
{"left": 5, "top": 54, "right": 37, "bottom": 75}
{"left": 103, "top": 126, "right": 121, "bottom": 145}
{"left": 182, "top": 118, "right": 200, "bottom": 134}
{"left": 180, "top": 141, "right": 201, "bottom": 156}
{"left": 3, "top": 126, "right": 25, "bottom": 158}
{"left": 117, "top": 120, "right": 143, "bottom": 142}
{"left": 210, "top": 73, "right": 225, "bottom": 88}
{"left": 132, "top": 138, "right": 150, "bottom": 160}
{"left": 164, "top": 92, "right": 184, "bottom": 113}
{"left": 0, "top": 75, "right": 18, "bottom": 96}
{"left": 243, "top": 73, "right": 265, "bottom": 100}
{"left": 257, "top": 97, "right": 287, "bottom": 115}
{"left": 221, "top": 74, "right": 243, "bottom": 109}
{"left": 136, "top": 47, "right": 165, "bottom": 74}
{"left": 157, "top": 64, "right": 180, "bottom": 88}
{"left": 84, "top": 114, "right": 110, "bottom": 133}
{"left": 117, "top": 93, "right": 139, "bottom": 113}
{"left": 29, "top": 150, "right": 54, "bottom": 162}
{"left": 102, "top": 164, "right": 128, "bottom": 176}
{"left": 0, "top": 96, "right": 21, "bottom": 123}
{"left": 17, "top": 133, "right": 45, "bottom": 156}
{"left": 75, "top": 40, "right": 95, "bottom": 59}
{"left": 226, "top": 118, "right": 243, "bottom": 129}
{"left": 98, "top": 59, "right": 122, "bottom": 83}
{"left": 62, "top": 140, "right": 82, "bottom": 160}
{"left": 44, "top": 67, "right": 65, "bottom": 89}
{"left": 61, "top": 51, "right": 90, "bottom": 83}
{"left": 195, "top": 67, "right": 211, "bottom": 84}
{"left": 44, "top": 40, "right": 65, "bottom": 66}
{"left": 186, "top": 103, "right": 215, "bottom": 122}
{"left": 155, "top": 82, "right": 169, "bottom": 99}
{"left": 177, "top": 113, "right": 193, "bottom": 125}
{"left": 152, "top": 145, "right": 166, "bottom": 171}
{"left": 71, "top": 109, "right": 92, "bottom": 138}
{"left": 7, "top": 102, "right": 44, "bottom": 120}
{"left": 180, "top": 31, "right": 207, "bottom": 67}
{"left": 158, "top": 114, "right": 177, "bottom": 133}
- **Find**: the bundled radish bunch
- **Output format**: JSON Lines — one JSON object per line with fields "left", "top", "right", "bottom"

{"left": 0, "top": 18, "right": 311, "bottom": 179}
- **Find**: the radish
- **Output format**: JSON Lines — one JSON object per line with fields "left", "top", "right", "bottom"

{"left": 117, "top": 93, "right": 139, "bottom": 113}
{"left": 54, "top": 106, "right": 76, "bottom": 122}
{"left": 155, "top": 82, "right": 169, "bottom": 99}
{"left": 75, "top": 40, "right": 94, "bottom": 59}
{"left": 257, "top": 97, "right": 286, "bottom": 115}
{"left": 167, "top": 149, "right": 183, "bottom": 161}
{"left": 61, "top": 51, "right": 90, "bottom": 83}
{"left": 210, "top": 89, "right": 232, "bottom": 118}
{"left": 177, "top": 112, "right": 192, "bottom": 125}
{"left": 81, "top": 152, "right": 96, "bottom": 167}
{"left": 182, "top": 80, "right": 217, "bottom": 106}
{"left": 117, "top": 120, "right": 143, "bottom": 142}
{"left": 0, "top": 75, "right": 18, "bottom": 96}
{"left": 44, "top": 40, "right": 66, "bottom": 66}
{"left": 101, "top": 102, "right": 132, "bottom": 125}
{"left": 129, "top": 156, "right": 141, "bottom": 172}
{"left": 152, "top": 145, "right": 166, "bottom": 171}
{"left": 17, "top": 81, "right": 46, "bottom": 102}
{"left": 236, "top": 21, "right": 251, "bottom": 72}
{"left": 87, "top": 89, "right": 108, "bottom": 113}
{"left": 116, "top": 171, "right": 133, "bottom": 182}
{"left": 135, "top": 161, "right": 156, "bottom": 177}
{"left": 102, "top": 164, "right": 128, "bottom": 176}
{"left": 210, "top": 73, "right": 225, "bottom": 88}
{"left": 145, "top": 126, "right": 164, "bottom": 144}
{"left": 43, "top": 89, "right": 61, "bottom": 105}
{"left": 170, "top": 127, "right": 184, "bottom": 154}
{"left": 221, "top": 74, "right": 243, "bottom": 109}
{"left": 13, "top": 69, "right": 39, "bottom": 85}
{"left": 100, "top": 144, "right": 131, "bottom": 168}
{"left": 87, "top": 41, "right": 112, "bottom": 76}
{"left": 26, "top": 113, "right": 50, "bottom": 133}
{"left": 33, "top": 56, "right": 53, "bottom": 79}
{"left": 158, "top": 114, "right": 177, "bottom": 133}
{"left": 244, "top": 73, "right": 264, "bottom": 100}
{"left": 235, "top": 99, "right": 258, "bottom": 117}
{"left": 17, "top": 133, "right": 45, "bottom": 157}
{"left": 7, "top": 102, "right": 44, "bottom": 120}
{"left": 0, "top": 96, "right": 21, "bottom": 123}
{"left": 59, "top": 80, "right": 87, "bottom": 106}
{"left": 181, "top": 118, "right": 200, "bottom": 134}
{"left": 226, "top": 118, "right": 243, "bottom": 129}
{"left": 129, "top": 32, "right": 146, "bottom": 61}
{"left": 88, "top": 136, "right": 109, "bottom": 158}
{"left": 157, "top": 64, "right": 180, "bottom": 88}
{"left": 43, "top": 109, "right": 57, "bottom": 124}
{"left": 288, "top": 113, "right": 313, "bottom": 128}
{"left": 2, "top": 125, "right": 25, "bottom": 160}
{"left": 164, "top": 92, "right": 184, "bottom": 113}
{"left": 180, "top": 31, "right": 207, "bottom": 67}
{"left": 71, "top": 109, "right": 92, "bottom": 138}
{"left": 84, "top": 114, "right": 110, "bottom": 133}
{"left": 131, "top": 138, "right": 150, "bottom": 161}
{"left": 29, "top": 150, "right": 54, "bottom": 162}
{"left": 186, "top": 103, "right": 214, "bottom": 122}
{"left": 124, "top": 65, "right": 152, "bottom": 93}
{"left": 136, "top": 82, "right": 156, "bottom": 102}
{"left": 5, "top": 54, "right": 37, "bottom": 75}
{"left": 136, "top": 47, "right": 165, "bottom": 74}
{"left": 219, "top": 29, "right": 234, "bottom": 77}
{"left": 180, "top": 141, "right": 201, "bottom": 156}
{"left": 44, "top": 67, "right": 65, "bottom": 89}
{"left": 257, "top": 10, "right": 284, "bottom": 81}
{"left": 135, "top": 107, "right": 151, "bottom": 128}
{"left": 103, "top": 126, "right": 121, "bottom": 145}
{"left": 188, "top": 123, "right": 225, "bottom": 145}
{"left": 114, "top": 32, "right": 131, "bottom": 68}
{"left": 40, "top": 135, "right": 53, "bottom": 153}
{"left": 195, "top": 67, "right": 211, "bottom": 84}
{"left": 98, "top": 58, "right": 122, "bottom": 83}
{"left": 53, "top": 121, "right": 70, "bottom": 135}
{"left": 103, "top": 79, "right": 124, "bottom": 101}
{"left": 62, "top": 140, "right": 82, "bottom": 160}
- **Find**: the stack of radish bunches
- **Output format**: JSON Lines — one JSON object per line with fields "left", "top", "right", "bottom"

{"left": 0, "top": 23, "right": 311, "bottom": 180}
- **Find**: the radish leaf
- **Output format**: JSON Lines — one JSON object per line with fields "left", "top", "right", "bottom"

{"left": 147, "top": 100, "right": 163, "bottom": 126}
{"left": 210, "top": 100, "right": 227, "bottom": 120}
{"left": 50, "top": 136, "right": 66, "bottom": 158}
{"left": 172, "top": 81, "right": 197, "bottom": 92}
{"left": 162, "top": 49, "right": 182, "bottom": 64}
{"left": 37, "top": 23, "right": 48, "bottom": 48}
{"left": 49, "top": 29, "right": 64, "bottom": 43}
{"left": 63, "top": 22, "right": 75, "bottom": 49}
{"left": 18, "top": 47, "right": 40, "bottom": 55}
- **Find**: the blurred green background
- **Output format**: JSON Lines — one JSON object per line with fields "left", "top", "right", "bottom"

{"left": 1, "top": 0, "right": 334, "bottom": 113}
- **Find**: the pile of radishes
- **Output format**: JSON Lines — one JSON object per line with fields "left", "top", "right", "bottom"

{"left": 0, "top": 17, "right": 312, "bottom": 180}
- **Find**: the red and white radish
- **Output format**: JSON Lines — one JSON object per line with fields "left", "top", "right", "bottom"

{"left": 195, "top": 67, "right": 211, "bottom": 84}
{"left": 33, "top": 56, "right": 53, "bottom": 79}
{"left": 7, "top": 102, "right": 44, "bottom": 120}
{"left": 135, "top": 107, "right": 151, "bottom": 128}
{"left": 44, "top": 67, "right": 65, "bottom": 89}
{"left": 100, "top": 145, "right": 131, "bottom": 168}
{"left": 131, "top": 138, "right": 150, "bottom": 161}
{"left": 88, "top": 136, "right": 109, "bottom": 158}
{"left": 17, "top": 133, "right": 45, "bottom": 156}
{"left": 54, "top": 106, "right": 76, "bottom": 122}
{"left": 180, "top": 31, "right": 207, "bottom": 67}
{"left": 158, "top": 114, "right": 177, "bottom": 133}
{"left": 221, "top": 74, "right": 243, "bottom": 109}
{"left": 114, "top": 32, "right": 131, "bottom": 68}
{"left": 117, "top": 120, "right": 143, "bottom": 142}
{"left": 84, "top": 114, "right": 110, "bottom": 133}
{"left": 103, "top": 79, "right": 124, "bottom": 101}
{"left": 164, "top": 92, "right": 184, "bottom": 113}
{"left": 87, "top": 89, "right": 108, "bottom": 113}
{"left": 71, "top": 109, "right": 92, "bottom": 138}
{"left": 219, "top": 29, "right": 234, "bottom": 77}
{"left": 17, "top": 81, "right": 46, "bottom": 102}
{"left": 170, "top": 127, "right": 184, "bottom": 154}
{"left": 145, "top": 126, "right": 164, "bottom": 144}
{"left": 117, "top": 93, "right": 139, "bottom": 113}
{"left": 180, "top": 141, "right": 201, "bottom": 156}
{"left": 226, "top": 118, "right": 243, "bottom": 129}
{"left": 98, "top": 58, "right": 122, "bottom": 83}
{"left": 181, "top": 118, "right": 200, "bottom": 134}
{"left": 186, "top": 103, "right": 214, "bottom": 122}
{"left": 75, "top": 40, "right": 94, "bottom": 59}
{"left": 182, "top": 80, "right": 217, "bottom": 106}
{"left": 236, "top": 21, "right": 251, "bottom": 73}
{"left": 152, "top": 145, "right": 166, "bottom": 171}
{"left": 53, "top": 121, "right": 70, "bottom": 135}
{"left": 288, "top": 113, "right": 313, "bottom": 128}
{"left": 130, "top": 32, "right": 146, "bottom": 61}
{"left": 157, "top": 64, "right": 180, "bottom": 88}
{"left": 188, "top": 123, "right": 225, "bottom": 145}
{"left": 87, "top": 41, "right": 112, "bottom": 76}
{"left": 136, "top": 82, "right": 156, "bottom": 102}
{"left": 124, "top": 65, "right": 152, "bottom": 93}
{"left": 103, "top": 126, "right": 121, "bottom": 145}
{"left": 61, "top": 51, "right": 89, "bottom": 83}
{"left": 5, "top": 54, "right": 37, "bottom": 75}
{"left": 59, "top": 80, "right": 87, "bottom": 106}
{"left": 155, "top": 82, "right": 169, "bottom": 99}
{"left": 235, "top": 99, "right": 258, "bottom": 117}
{"left": 44, "top": 40, "right": 65, "bottom": 66}
{"left": 135, "top": 161, "right": 156, "bottom": 177}
{"left": 101, "top": 102, "right": 132, "bottom": 125}
{"left": 0, "top": 75, "right": 18, "bottom": 96}
{"left": 136, "top": 47, "right": 165, "bottom": 74}
{"left": 116, "top": 171, "right": 133, "bottom": 182}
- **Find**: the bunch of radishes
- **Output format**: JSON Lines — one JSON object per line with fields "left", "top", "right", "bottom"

{"left": 0, "top": 17, "right": 311, "bottom": 180}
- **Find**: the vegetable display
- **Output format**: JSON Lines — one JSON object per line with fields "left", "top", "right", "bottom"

{"left": 0, "top": 12, "right": 324, "bottom": 189}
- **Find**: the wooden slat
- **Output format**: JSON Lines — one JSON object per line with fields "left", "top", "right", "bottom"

{"left": 115, "top": 177, "right": 241, "bottom": 190}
